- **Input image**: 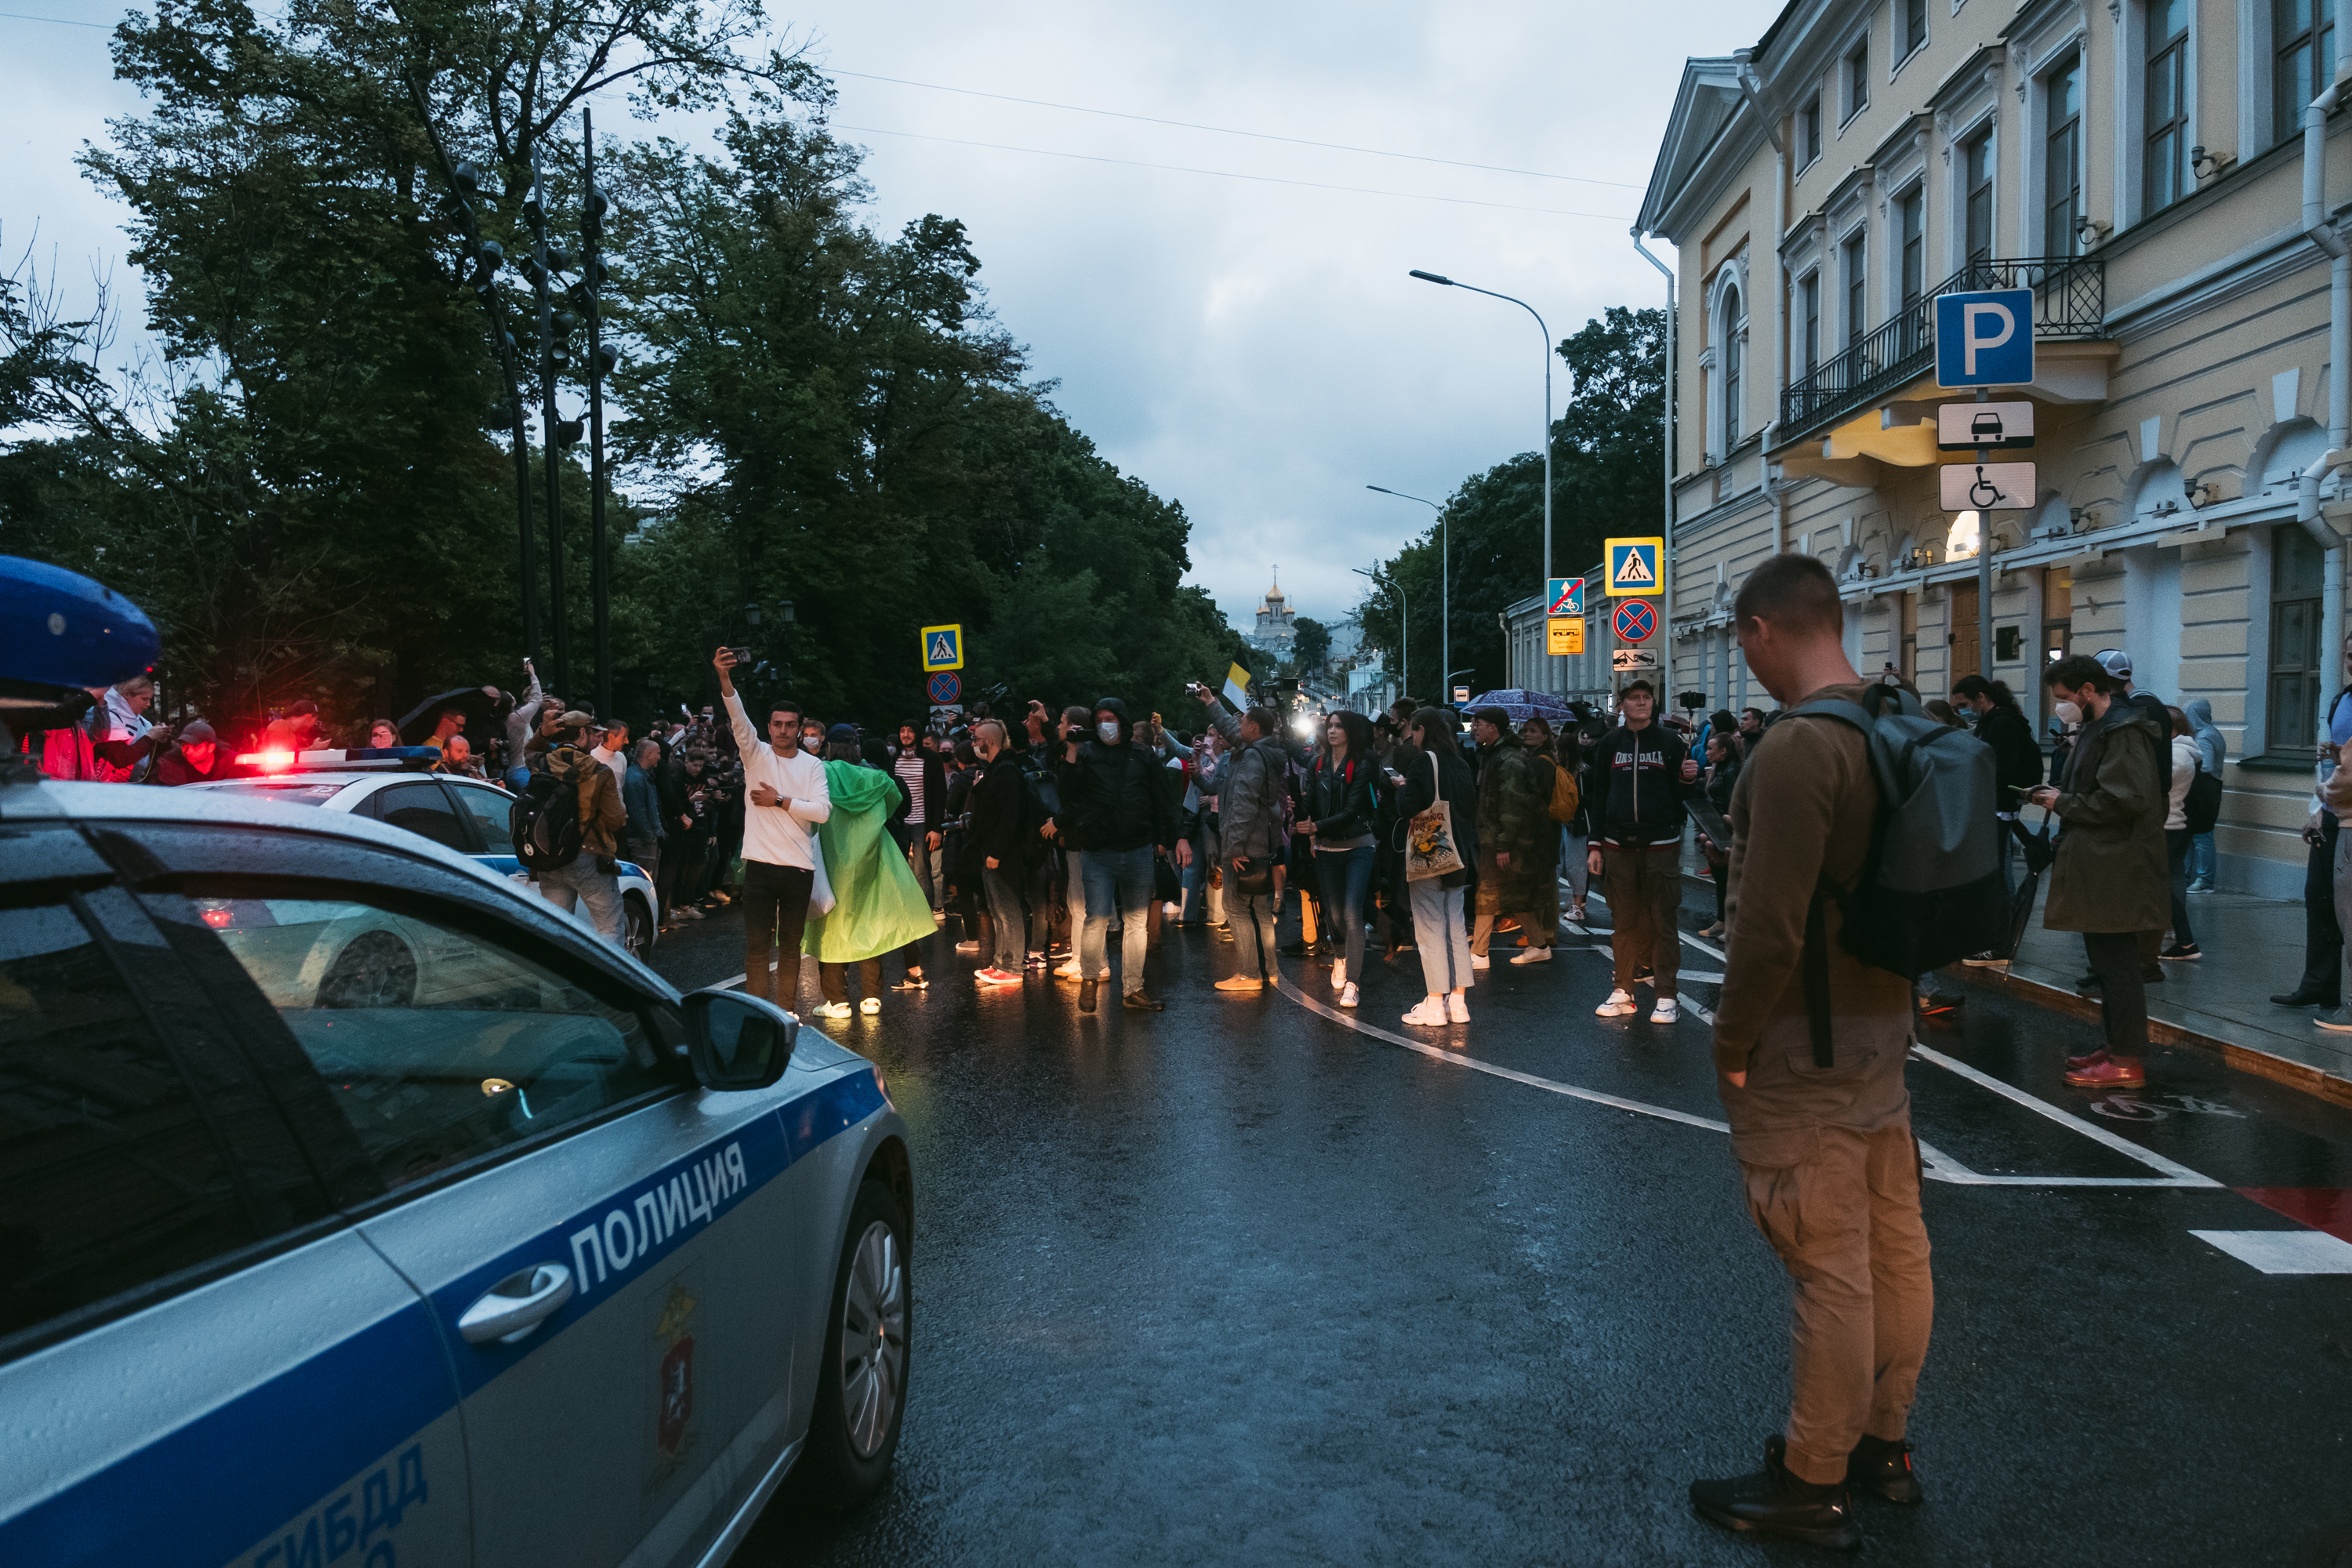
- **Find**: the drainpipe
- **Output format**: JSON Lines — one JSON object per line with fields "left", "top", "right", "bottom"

{"left": 1735, "top": 50, "right": 1791, "bottom": 559}
{"left": 1634, "top": 231, "right": 1676, "bottom": 699}
{"left": 2299, "top": 53, "right": 2352, "bottom": 740}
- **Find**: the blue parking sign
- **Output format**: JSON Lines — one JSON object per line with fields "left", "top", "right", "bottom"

{"left": 1935, "top": 289, "right": 2034, "bottom": 387}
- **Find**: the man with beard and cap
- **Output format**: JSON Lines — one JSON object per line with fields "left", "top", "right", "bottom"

{"left": 1056, "top": 696, "right": 1189, "bottom": 1012}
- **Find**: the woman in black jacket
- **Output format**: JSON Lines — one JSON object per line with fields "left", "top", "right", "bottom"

{"left": 1954, "top": 674, "right": 2044, "bottom": 900}
{"left": 1392, "top": 707, "right": 1480, "bottom": 1028}
{"left": 1299, "top": 710, "right": 1379, "bottom": 1007}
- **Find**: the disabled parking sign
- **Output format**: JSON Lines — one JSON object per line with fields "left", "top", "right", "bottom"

{"left": 1935, "top": 288, "right": 2034, "bottom": 387}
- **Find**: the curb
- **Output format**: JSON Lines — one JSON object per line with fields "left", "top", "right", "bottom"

{"left": 1947, "top": 960, "right": 2352, "bottom": 1111}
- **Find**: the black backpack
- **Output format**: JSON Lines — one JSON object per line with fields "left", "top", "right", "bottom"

{"left": 512, "top": 770, "right": 585, "bottom": 873}
{"left": 1788, "top": 684, "right": 2008, "bottom": 1063}
{"left": 2183, "top": 757, "right": 2223, "bottom": 836}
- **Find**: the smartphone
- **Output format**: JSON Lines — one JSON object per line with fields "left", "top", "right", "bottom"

{"left": 2003, "top": 783, "right": 2032, "bottom": 800}
{"left": 724, "top": 645, "right": 753, "bottom": 662}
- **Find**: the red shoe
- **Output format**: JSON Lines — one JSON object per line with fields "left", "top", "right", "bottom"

{"left": 2063, "top": 1056, "right": 2144, "bottom": 1088}
{"left": 2064, "top": 1047, "right": 2108, "bottom": 1072}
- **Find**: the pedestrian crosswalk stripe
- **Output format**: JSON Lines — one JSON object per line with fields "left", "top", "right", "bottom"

{"left": 2189, "top": 1229, "right": 2352, "bottom": 1273}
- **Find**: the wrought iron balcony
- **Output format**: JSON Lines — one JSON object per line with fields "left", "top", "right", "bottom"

{"left": 1777, "top": 255, "right": 2104, "bottom": 444}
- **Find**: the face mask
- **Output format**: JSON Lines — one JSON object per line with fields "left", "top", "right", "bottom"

{"left": 2054, "top": 700, "right": 2082, "bottom": 728}
{"left": 1097, "top": 720, "right": 1121, "bottom": 743}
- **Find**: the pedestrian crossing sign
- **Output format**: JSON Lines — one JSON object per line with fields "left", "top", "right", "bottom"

{"left": 920, "top": 623, "right": 964, "bottom": 671}
{"left": 1604, "top": 536, "right": 1664, "bottom": 597}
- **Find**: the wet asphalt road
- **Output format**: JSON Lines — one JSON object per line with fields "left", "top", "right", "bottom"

{"left": 651, "top": 901, "right": 2352, "bottom": 1566}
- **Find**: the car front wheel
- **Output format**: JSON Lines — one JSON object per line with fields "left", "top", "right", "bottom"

{"left": 626, "top": 894, "right": 653, "bottom": 960}
{"left": 804, "top": 1178, "right": 909, "bottom": 1508}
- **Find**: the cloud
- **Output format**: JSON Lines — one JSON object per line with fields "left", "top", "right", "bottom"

{"left": 0, "top": 0, "right": 1763, "bottom": 637}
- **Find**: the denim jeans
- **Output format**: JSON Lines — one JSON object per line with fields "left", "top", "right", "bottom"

{"left": 535, "top": 858, "right": 622, "bottom": 943}
{"left": 1315, "top": 844, "right": 1375, "bottom": 978}
{"left": 1082, "top": 844, "right": 1156, "bottom": 995}
{"left": 2165, "top": 827, "right": 2196, "bottom": 949}
{"left": 1409, "top": 879, "right": 1472, "bottom": 995}
{"left": 2190, "top": 831, "right": 2216, "bottom": 886}
{"left": 982, "top": 865, "right": 1026, "bottom": 972}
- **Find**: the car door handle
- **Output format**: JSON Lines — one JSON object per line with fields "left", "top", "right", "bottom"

{"left": 457, "top": 1262, "right": 575, "bottom": 1345}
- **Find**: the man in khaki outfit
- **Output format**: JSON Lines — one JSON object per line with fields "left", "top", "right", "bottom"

{"left": 1689, "top": 554, "right": 1933, "bottom": 1552}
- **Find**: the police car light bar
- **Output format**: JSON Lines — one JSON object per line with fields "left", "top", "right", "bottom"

{"left": 230, "top": 746, "right": 441, "bottom": 772}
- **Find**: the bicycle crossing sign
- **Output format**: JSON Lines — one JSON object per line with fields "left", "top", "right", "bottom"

{"left": 1613, "top": 599, "right": 1657, "bottom": 644}
{"left": 1604, "top": 536, "right": 1664, "bottom": 597}
{"left": 920, "top": 623, "right": 964, "bottom": 671}
{"left": 1546, "top": 576, "right": 1584, "bottom": 616}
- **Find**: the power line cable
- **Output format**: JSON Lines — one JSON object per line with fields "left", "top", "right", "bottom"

{"left": 831, "top": 67, "right": 1641, "bottom": 190}
{"left": 836, "top": 124, "right": 1632, "bottom": 220}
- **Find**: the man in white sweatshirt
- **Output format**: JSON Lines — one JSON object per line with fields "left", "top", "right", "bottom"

{"left": 715, "top": 648, "right": 831, "bottom": 1007}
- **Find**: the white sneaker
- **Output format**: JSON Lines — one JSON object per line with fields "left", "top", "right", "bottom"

{"left": 1508, "top": 946, "right": 1552, "bottom": 965}
{"left": 931, "top": 910, "right": 946, "bottom": 924}
{"left": 1595, "top": 989, "right": 1637, "bottom": 1018}
{"left": 1340, "top": 982, "right": 1359, "bottom": 1008}
{"left": 1446, "top": 992, "right": 1470, "bottom": 1023}
{"left": 1330, "top": 960, "right": 1347, "bottom": 992}
{"left": 1470, "top": 954, "right": 1490, "bottom": 971}
{"left": 1055, "top": 961, "right": 1084, "bottom": 981}
{"left": 1650, "top": 997, "right": 1679, "bottom": 1024}
{"left": 858, "top": 996, "right": 881, "bottom": 1016}
{"left": 814, "top": 1000, "right": 853, "bottom": 1020}
{"left": 1401, "top": 997, "right": 1450, "bottom": 1026}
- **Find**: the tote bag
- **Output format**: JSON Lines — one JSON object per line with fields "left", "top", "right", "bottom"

{"left": 1404, "top": 753, "right": 1465, "bottom": 883}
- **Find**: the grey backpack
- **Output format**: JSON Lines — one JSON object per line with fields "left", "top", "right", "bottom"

{"left": 1787, "top": 684, "right": 2007, "bottom": 1063}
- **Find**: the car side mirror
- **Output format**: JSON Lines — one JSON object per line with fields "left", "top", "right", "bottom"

{"left": 683, "top": 989, "right": 797, "bottom": 1091}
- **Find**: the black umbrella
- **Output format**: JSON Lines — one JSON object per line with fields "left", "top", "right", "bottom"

{"left": 1998, "top": 818, "right": 2055, "bottom": 960}
{"left": 396, "top": 685, "right": 503, "bottom": 746}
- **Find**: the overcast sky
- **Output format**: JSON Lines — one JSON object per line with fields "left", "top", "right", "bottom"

{"left": 1, "top": 0, "right": 1774, "bottom": 635}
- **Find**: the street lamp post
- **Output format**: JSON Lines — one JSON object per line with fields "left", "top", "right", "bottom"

{"left": 1367, "top": 485, "right": 1445, "bottom": 706}
{"left": 1409, "top": 270, "right": 1559, "bottom": 584}
{"left": 1351, "top": 566, "right": 1404, "bottom": 702}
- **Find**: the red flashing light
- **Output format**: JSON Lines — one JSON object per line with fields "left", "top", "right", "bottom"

{"left": 201, "top": 907, "right": 234, "bottom": 929}
{"left": 233, "top": 750, "right": 299, "bottom": 772}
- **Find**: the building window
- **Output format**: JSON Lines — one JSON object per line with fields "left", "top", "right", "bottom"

{"left": 2045, "top": 54, "right": 2083, "bottom": 253}
{"left": 1902, "top": 0, "right": 1929, "bottom": 59}
{"left": 2270, "top": 525, "right": 2328, "bottom": 754}
{"left": 1898, "top": 186, "right": 1926, "bottom": 309}
{"left": 1845, "top": 37, "right": 1871, "bottom": 121}
{"left": 2145, "top": 0, "right": 2190, "bottom": 217}
{"left": 2276, "top": 0, "right": 2336, "bottom": 147}
{"left": 1800, "top": 271, "right": 1820, "bottom": 376}
{"left": 1964, "top": 129, "right": 1994, "bottom": 265}
{"left": 1723, "top": 292, "right": 1744, "bottom": 449}
{"left": 1802, "top": 93, "right": 1823, "bottom": 165}
{"left": 1844, "top": 231, "right": 1867, "bottom": 347}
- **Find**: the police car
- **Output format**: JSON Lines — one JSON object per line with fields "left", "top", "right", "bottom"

{"left": 0, "top": 775, "right": 913, "bottom": 1568}
{"left": 183, "top": 747, "right": 661, "bottom": 962}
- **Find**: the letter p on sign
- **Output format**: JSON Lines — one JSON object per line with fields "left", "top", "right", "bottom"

{"left": 1935, "top": 288, "right": 2034, "bottom": 388}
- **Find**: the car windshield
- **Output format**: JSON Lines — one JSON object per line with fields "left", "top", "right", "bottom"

{"left": 198, "top": 781, "right": 349, "bottom": 805}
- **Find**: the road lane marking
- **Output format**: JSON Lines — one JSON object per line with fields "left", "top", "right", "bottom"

{"left": 1907, "top": 1043, "right": 2221, "bottom": 1185}
{"left": 1272, "top": 978, "right": 1732, "bottom": 1134}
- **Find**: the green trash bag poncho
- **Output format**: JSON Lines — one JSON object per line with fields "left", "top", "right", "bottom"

{"left": 803, "top": 760, "right": 937, "bottom": 963}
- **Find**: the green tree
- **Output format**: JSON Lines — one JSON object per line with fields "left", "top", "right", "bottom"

{"left": 1291, "top": 615, "right": 1331, "bottom": 673}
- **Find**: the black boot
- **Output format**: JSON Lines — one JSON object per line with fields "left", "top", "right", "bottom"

{"left": 1079, "top": 978, "right": 1098, "bottom": 1014}
{"left": 1690, "top": 1436, "right": 1861, "bottom": 1550}
{"left": 1845, "top": 1433, "right": 1924, "bottom": 1504}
